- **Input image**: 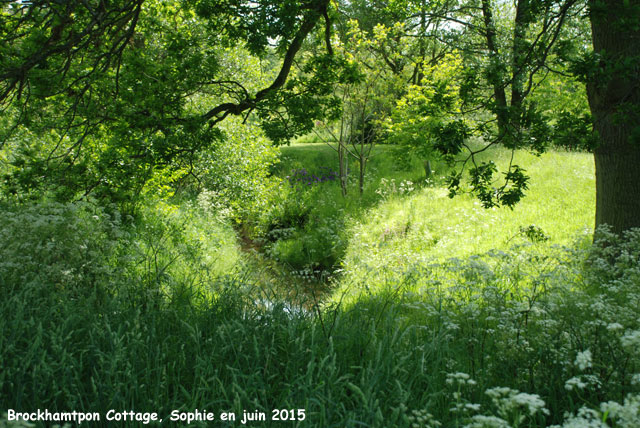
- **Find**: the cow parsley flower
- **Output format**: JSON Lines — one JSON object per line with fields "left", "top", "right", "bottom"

{"left": 621, "top": 330, "right": 640, "bottom": 351}
{"left": 575, "top": 350, "right": 592, "bottom": 371}
{"left": 464, "top": 415, "right": 510, "bottom": 428}
{"left": 565, "top": 376, "right": 587, "bottom": 391}
{"left": 607, "top": 322, "right": 624, "bottom": 332}
{"left": 446, "top": 372, "right": 476, "bottom": 386}
{"left": 565, "top": 375, "right": 600, "bottom": 391}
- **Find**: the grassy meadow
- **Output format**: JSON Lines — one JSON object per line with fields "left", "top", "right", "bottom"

{"left": 270, "top": 141, "right": 595, "bottom": 291}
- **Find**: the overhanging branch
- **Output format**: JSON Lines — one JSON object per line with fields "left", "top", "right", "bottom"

{"left": 201, "top": 0, "right": 330, "bottom": 125}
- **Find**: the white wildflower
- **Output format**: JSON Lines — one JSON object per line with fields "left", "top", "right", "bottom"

{"left": 600, "top": 394, "right": 640, "bottom": 428}
{"left": 511, "top": 392, "right": 549, "bottom": 416}
{"left": 463, "top": 415, "right": 510, "bottom": 428}
{"left": 565, "top": 375, "right": 601, "bottom": 391}
{"left": 446, "top": 372, "right": 476, "bottom": 386}
{"left": 485, "top": 387, "right": 549, "bottom": 417}
{"left": 485, "top": 387, "right": 516, "bottom": 400}
{"left": 607, "top": 322, "right": 624, "bottom": 332}
{"left": 621, "top": 330, "right": 640, "bottom": 351}
{"left": 575, "top": 350, "right": 593, "bottom": 371}
{"left": 565, "top": 376, "right": 587, "bottom": 391}
{"left": 558, "top": 407, "right": 608, "bottom": 428}
{"left": 408, "top": 409, "right": 441, "bottom": 428}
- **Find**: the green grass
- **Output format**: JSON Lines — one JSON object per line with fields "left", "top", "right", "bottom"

{"left": 3, "top": 145, "right": 639, "bottom": 428}
{"left": 269, "top": 142, "right": 594, "bottom": 293}
{"left": 341, "top": 147, "right": 595, "bottom": 290}
{"left": 2, "top": 225, "right": 639, "bottom": 428}
{"left": 277, "top": 142, "right": 427, "bottom": 192}
{"left": 261, "top": 142, "right": 424, "bottom": 274}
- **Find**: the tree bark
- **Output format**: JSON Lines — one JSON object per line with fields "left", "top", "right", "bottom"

{"left": 339, "top": 138, "right": 348, "bottom": 197}
{"left": 481, "top": 0, "right": 509, "bottom": 138}
{"left": 510, "top": 0, "right": 529, "bottom": 112}
{"left": 588, "top": 0, "right": 640, "bottom": 233}
{"left": 593, "top": 132, "right": 640, "bottom": 232}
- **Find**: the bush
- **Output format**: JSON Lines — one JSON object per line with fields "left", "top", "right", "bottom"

{"left": 0, "top": 200, "right": 126, "bottom": 298}
{"left": 126, "top": 199, "right": 243, "bottom": 304}
{"left": 194, "top": 116, "right": 282, "bottom": 234}
{"left": 0, "top": 197, "right": 242, "bottom": 305}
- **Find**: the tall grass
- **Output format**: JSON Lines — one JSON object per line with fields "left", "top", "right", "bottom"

{"left": 3, "top": 146, "right": 638, "bottom": 428}
{"left": 2, "top": 228, "right": 639, "bottom": 427}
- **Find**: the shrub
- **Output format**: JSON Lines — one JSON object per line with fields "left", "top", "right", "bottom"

{"left": 0, "top": 200, "right": 126, "bottom": 297}
{"left": 194, "top": 116, "right": 282, "bottom": 234}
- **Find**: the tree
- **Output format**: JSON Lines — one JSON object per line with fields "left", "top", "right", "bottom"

{"left": 342, "top": 0, "right": 586, "bottom": 208}
{"left": 437, "top": 0, "right": 589, "bottom": 209}
{"left": 0, "top": 0, "right": 337, "bottom": 206}
{"left": 451, "top": 0, "right": 639, "bottom": 231}
{"left": 2, "top": 0, "right": 639, "bottom": 233}
{"left": 386, "top": 52, "right": 470, "bottom": 178}
{"left": 315, "top": 20, "right": 403, "bottom": 195}
{"left": 585, "top": 0, "right": 640, "bottom": 233}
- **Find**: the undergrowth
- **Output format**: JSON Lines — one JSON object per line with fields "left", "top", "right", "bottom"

{"left": 1, "top": 197, "right": 638, "bottom": 427}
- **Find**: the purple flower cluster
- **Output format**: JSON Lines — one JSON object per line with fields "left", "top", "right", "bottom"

{"left": 287, "top": 166, "right": 338, "bottom": 189}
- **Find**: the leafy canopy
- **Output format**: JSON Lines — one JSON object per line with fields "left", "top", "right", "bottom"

{"left": 0, "top": 0, "right": 341, "bottom": 205}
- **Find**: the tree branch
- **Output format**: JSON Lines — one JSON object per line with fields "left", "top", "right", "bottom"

{"left": 201, "top": 0, "right": 330, "bottom": 124}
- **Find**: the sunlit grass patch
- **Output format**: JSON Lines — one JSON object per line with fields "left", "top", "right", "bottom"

{"left": 340, "top": 147, "right": 595, "bottom": 295}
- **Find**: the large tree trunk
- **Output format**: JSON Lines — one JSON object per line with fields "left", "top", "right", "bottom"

{"left": 588, "top": 0, "right": 640, "bottom": 233}
{"left": 510, "top": 0, "right": 529, "bottom": 112}
{"left": 593, "top": 135, "right": 640, "bottom": 232}
{"left": 481, "top": 0, "right": 509, "bottom": 138}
